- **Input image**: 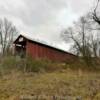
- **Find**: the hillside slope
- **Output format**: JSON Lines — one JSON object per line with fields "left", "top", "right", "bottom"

{"left": 0, "top": 70, "right": 100, "bottom": 100}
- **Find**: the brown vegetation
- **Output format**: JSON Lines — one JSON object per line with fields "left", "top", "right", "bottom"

{"left": 0, "top": 56, "right": 100, "bottom": 100}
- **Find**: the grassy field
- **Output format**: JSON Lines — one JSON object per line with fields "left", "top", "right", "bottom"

{"left": 0, "top": 70, "right": 100, "bottom": 100}
{"left": 0, "top": 56, "right": 100, "bottom": 100}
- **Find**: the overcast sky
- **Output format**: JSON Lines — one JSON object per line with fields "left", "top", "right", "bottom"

{"left": 0, "top": 0, "right": 94, "bottom": 51}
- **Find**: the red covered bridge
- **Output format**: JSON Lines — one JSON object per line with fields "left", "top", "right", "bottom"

{"left": 13, "top": 34, "right": 76, "bottom": 62}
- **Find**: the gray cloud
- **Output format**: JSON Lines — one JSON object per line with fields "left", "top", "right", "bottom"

{"left": 69, "top": 0, "right": 94, "bottom": 15}
{"left": 0, "top": 0, "right": 92, "bottom": 50}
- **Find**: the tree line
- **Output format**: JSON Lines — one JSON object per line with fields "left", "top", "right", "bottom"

{"left": 62, "top": 0, "right": 100, "bottom": 65}
{"left": 0, "top": 18, "right": 18, "bottom": 56}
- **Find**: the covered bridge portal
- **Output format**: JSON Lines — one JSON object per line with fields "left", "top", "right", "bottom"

{"left": 14, "top": 35, "right": 76, "bottom": 62}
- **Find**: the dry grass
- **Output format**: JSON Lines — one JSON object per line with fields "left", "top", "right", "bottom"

{"left": 0, "top": 56, "right": 100, "bottom": 100}
{"left": 0, "top": 69, "right": 100, "bottom": 100}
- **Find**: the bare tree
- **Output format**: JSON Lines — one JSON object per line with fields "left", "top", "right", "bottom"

{"left": 62, "top": 16, "right": 98, "bottom": 65}
{"left": 64, "top": 17, "right": 90, "bottom": 54}
{"left": 93, "top": 0, "right": 100, "bottom": 25}
{"left": 0, "top": 18, "right": 18, "bottom": 55}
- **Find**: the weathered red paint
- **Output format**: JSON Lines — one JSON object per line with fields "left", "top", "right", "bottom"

{"left": 26, "top": 40, "right": 76, "bottom": 62}
{"left": 14, "top": 35, "right": 77, "bottom": 62}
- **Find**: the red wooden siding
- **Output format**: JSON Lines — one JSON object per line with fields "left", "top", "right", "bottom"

{"left": 26, "top": 40, "right": 76, "bottom": 62}
{"left": 14, "top": 35, "right": 77, "bottom": 62}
